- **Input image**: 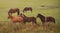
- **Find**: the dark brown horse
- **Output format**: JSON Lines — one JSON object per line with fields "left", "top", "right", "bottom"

{"left": 23, "top": 7, "right": 32, "bottom": 13}
{"left": 8, "top": 8, "right": 20, "bottom": 16}
{"left": 19, "top": 13, "right": 37, "bottom": 24}
{"left": 37, "top": 14, "right": 55, "bottom": 24}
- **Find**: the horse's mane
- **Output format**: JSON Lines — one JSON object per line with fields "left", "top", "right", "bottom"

{"left": 20, "top": 13, "right": 27, "bottom": 18}
{"left": 22, "top": 14, "right": 27, "bottom": 18}
{"left": 38, "top": 14, "right": 45, "bottom": 18}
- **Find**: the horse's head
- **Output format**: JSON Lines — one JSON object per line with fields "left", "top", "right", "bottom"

{"left": 8, "top": 13, "right": 12, "bottom": 19}
{"left": 8, "top": 15, "right": 13, "bottom": 19}
{"left": 8, "top": 16, "right": 10, "bottom": 19}
{"left": 37, "top": 14, "right": 40, "bottom": 17}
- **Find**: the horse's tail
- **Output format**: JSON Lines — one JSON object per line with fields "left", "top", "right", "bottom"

{"left": 52, "top": 18, "right": 55, "bottom": 24}
{"left": 31, "top": 8, "right": 32, "bottom": 11}
{"left": 54, "top": 19, "right": 55, "bottom": 24}
{"left": 31, "top": 9, "right": 32, "bottom": 13}
{"left": 30, "top": 8, "right": 32, "bottom": 13}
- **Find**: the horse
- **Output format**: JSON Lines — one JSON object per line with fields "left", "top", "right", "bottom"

{"left": 23, "top": 7, "right": 32, "bottom": 13}
{"left": 19, "top": 13, "right": 37, "bottom": 24}
{"left": 8, "top": 15, "right": 24, "bottom": 23}
{"left": 8, "top": 8, "right": 20, "bottom": 16}
{"left": 37, "top": 14, "right": 55, "bottom": 24}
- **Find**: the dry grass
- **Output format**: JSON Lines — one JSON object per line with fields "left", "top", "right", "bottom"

{"left": 0, "top": 21, "right": 59, "bottom": 33}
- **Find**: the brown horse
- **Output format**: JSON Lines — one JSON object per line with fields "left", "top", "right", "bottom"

{"left": 8, "top": 8, "right": 20, "bottom": 16}
{"left": 37, "top": 14, "right": 55, "bottom": 24}
{"left": 19, "top": 13, "right": 37, "bottom": 24}
{"left": 8, "top": 15, "right": 23, "bottom": 23}
{"left": 23, "top": 7, "right": 32, "bottom": 13}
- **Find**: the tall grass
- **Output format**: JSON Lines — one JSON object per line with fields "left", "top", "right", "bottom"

{"left": 0, "top": 21, "right": 58, "bottom": 33}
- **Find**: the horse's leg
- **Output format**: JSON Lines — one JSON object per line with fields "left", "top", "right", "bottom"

{"left": 17, "top": 10, "right": 20, "bottom": 15}
{"left": 32, "top": 20, "right": 37, "bottom": 25}
{"left": 21, "top": 21, "right": 26, "bottom": 28}
{"left": 12, "top": 22, "right": 19, "bottom": 32}
{"left": 42, "top": 22, "right": 46, "bottom": 30}
{"left": 42, "top": 22, "right": 45, "bottom": 26}
{"left": 34, "top": 21, "right": 37, "bottom": 25}
{"left": 23, "top": 22, "right": 26, "bottom": 24}
{"left": 53, "top": 19, "right": 55, "bottom": 24}
{"left": 23, "top": 10, "right": 25, "bottom": 13}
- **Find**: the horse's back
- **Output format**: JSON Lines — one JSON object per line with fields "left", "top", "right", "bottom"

{"left": 24, "top": 7, "right": 32, "bottom": 10}
{"left": 11, "top": 16, "right": 23, "bottom": 22}
{"left": 47, "top": 17, "right": 55, "bottom": 23}
{"left": 47, "top": 17, "right": 55, "bottom": 20}
{"left": 29, "top": 17, "right": 36, "bottom": 20}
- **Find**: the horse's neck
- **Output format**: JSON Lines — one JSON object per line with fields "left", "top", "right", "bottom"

{"left": 40, "top": 15, "right": 45, "bottom": 18}
{"left": 39, "top": 15, "right": 45, "bottom": 20}
{"left": 23, "top": 15, "right": 29, "bottom": 19}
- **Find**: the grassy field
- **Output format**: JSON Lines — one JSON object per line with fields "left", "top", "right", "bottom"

{"left": 0, "top": 0, "right": 60, "bottom": 33}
